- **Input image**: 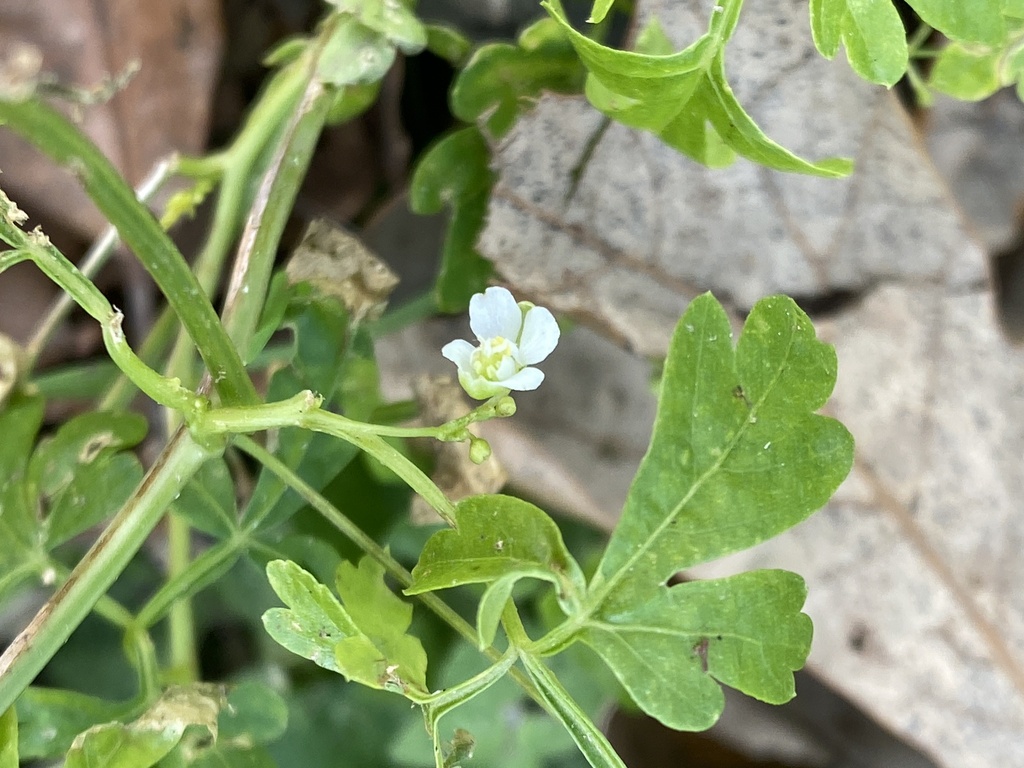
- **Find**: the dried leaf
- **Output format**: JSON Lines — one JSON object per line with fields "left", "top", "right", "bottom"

{"left": 286, "top": 219, "right": 399, "bottom": 323}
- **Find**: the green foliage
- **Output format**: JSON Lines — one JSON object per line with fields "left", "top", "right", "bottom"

{"left": 16, "top": 687, "right": 127, "bottom": 760}
{"left": 927, "top": 16, "right": 1024, "bottom": 100}
{"left": 581, "top": 570, "right": 811, "bottom": 729}
{"left": 410, "top": 128, "right": 495, "bottom": 313}
{"left": 412, "top": 18, "right": 584, "bottom": 312}
{"left": 63, "top": 686, "right": 223, "bottom": 768}
{"left": 593, "top": 294, "right": 853, "bottom": 609}
{"left": 0, "top": 395, "right": 145, "bottom": 608}
{"left": 318, "top": 0, "right": 426, "bottom": 87}
{"left": 450, "top": 18, "right": 584, "bottom": 139}
{"left": 408, "top": 495, "right": 586, "bottom": 647}
{"left": 546, "top": 0, "right": 853, "bottom": 177}
{"left": 907, "top": 0, "right": 1004, "bottom": 45}
{"left": 217, "top": 682, "right": 290, "bottom": 747}
{"left": 263, "top": 558, "right": 428, "bottom": 698}
{"left": 809, "top": 0, "right": 908, "bottom": 86}
{"left": 0, "top": 706, "right": 16, "bottom": 768}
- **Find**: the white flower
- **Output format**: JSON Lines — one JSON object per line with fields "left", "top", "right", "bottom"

{"left": 441, "top": 287, "right": 560, "bottom": 400}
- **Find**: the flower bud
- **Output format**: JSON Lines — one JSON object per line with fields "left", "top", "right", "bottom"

{"left": 494, "top": 396, "right": 517, "bottom": 417}
{"left": 469, "top": 436, "right": 492, "bottom": 464}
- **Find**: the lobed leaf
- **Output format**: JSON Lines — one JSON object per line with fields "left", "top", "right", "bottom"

{"left": 906, "top": 0, "right": 1004, "bottom": 45}
{"left": 262, "top": 559, "right": 358, "bottom": 674}
{"left": 809, "top": 0, "right": 908, "bottom": 86}
{"left": 263, "top": 558, "right": 428, "bottom": 698}
{"left": 581, "top": 570, "right": 811, "bottom": 730}
{"left": 841, "top": 0, "right": 908, "bottom": 86}
{"left": 334, "top": 557, "right": 428, "bottom": 694}
{"left": 451, "top": 18, "right": 584, "bottom": 139}
{"left": 591, "top": 293, "right": 854, "bottom": 613}
{"left": 545, "top": 0, "right": 852, "bottom": 177}
{"left": 407, "top": 495, "right": 586, "bottom": 644}
{"left": 929, "top": 43, "right": 1002, "bottom": 100}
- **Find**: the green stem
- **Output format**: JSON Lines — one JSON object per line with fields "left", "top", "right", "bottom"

{"left": 199, "top": 395, "right": 457, "bottom": 525}
{"left": 0, "top": 98, "right": 257, "bottom": 405}
{"left": 23, "top": 156, "right": 174, "bottom": 368}
{"left": 221, "top": 63, "right": 335, "bottom": 362}
{"left": 0, "top": 197, "right": 199, "bottom": 414}
{"left": 165, "top": 519, "right": 199, "bottom": 683}
{"left": 519, "top": 653, "right": 627, "bottom": 768}
{"left": 0, "top": 428, "right": 218, "bottom": 714}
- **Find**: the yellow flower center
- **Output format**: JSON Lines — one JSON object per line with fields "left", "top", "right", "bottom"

{"left": 471, "top": 337, "right": 514, "bottom": 380}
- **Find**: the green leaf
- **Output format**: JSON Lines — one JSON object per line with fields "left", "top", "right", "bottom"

{"left": 190, "top": 745, "right": 278, "bottom": 768}
{"left": 0, "top": 394, "right": 44, "bottom": 554}
{"left": 1007, "top": 0, "right": 1024, "bottom": 18}
{"left": 425, "top": 24, "right": 472, "bottom": 66}
{"left": 410, "top": 128, "right": 495, "bottom": 313}
{"left": 591, "top": 293, "right": 853, "bottom": 614}
{"left": 28, "top": 411, "right": 145, "bottom": 499}
{"left": 318, "top": 19, "right": 396, "bottom": 86}
{"left": 64, "top": 685, "right": 224, "bottom": 768}
{"left": 581, "top": 570, "right": 811, "bottom": 730}
{"left": 0, "top": 706, "right": 16, "bottom": 768}
{"left": 928, "top": 42, "right": 1003, "bottom": 100}
{"left": 334, "top": 557, "right": 428, "bottom": 695}
{"left": 262, "top": 558, "right": 428, "bottom": 698}
{"left": 172, "top": 458, "right": 238, "bottom": 540}
{"left": 262, "top": 559, "right": 359, "bottom": 674}
{"left": 44, "top": 452, "right": 143, "bottom": 549}
{"left": 699, "top": 56, "right": 853, "bottom": 177}
{"left": 16, "top": 688, "right": 126, "bottom": 760}
{"left": 840, "top": 0, "right": 908, "bottom": 86}
{"left": 545, "top": 1, "right": 852, "bottom": 177}
{"left": 451, "top": 18, "right": 584, "bottom": 139}
{"left": 906, "top": 0, "right": 1004, "bottom": 44}
{"left": 588, "top": 0, "right": 616, "bottom": 24}
{"left": 218, "top": 682, "right": 289, "bottom": 747}
{"left": 329, "top": 0, "right": 426, "bottom": 54}
{"left": 30, "top": 410, "right": 146, "bottom": 549}
{"left": 809, "top": 0, "right": 844, "bottom": 57}
{"left": 408, "top": 495, "right": 586, "bottom": 646}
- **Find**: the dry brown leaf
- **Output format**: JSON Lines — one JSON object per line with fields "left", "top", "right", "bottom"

{"left": 477, "top": 1, "right": 1024, "bottom": 765}
{"left": 0, "top": 0, "right": 223, "bottom": 237}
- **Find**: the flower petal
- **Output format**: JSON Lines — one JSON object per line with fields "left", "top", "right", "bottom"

{"left": 441, "top": 339, "right": 476, "bottom": 371}
{"left": 498, "top": 366, "right": 544, "bottom": 391}
{"left": 458, "top": 369, "right": 510, "bottom": 400}
{"left": 470, "top": 287, "right": 522, "bottom": 342}
{"left": 517, "top": 306, "right": 559, "bottom": 364}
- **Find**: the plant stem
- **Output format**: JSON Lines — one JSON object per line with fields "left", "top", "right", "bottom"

{"left": 0, "top": 99, "right": 257, "bottom": 406}
{"left": 24, "top": 156, "right": 174, "bottom": 369}
{"left": 199, "top": 395, "right": 457, "bottom": 525}
{"left": 0, "top": 428, "right": 218, "bottom": 714}
{"left": 220, "top": 61, "right": 334, "bottom": 363}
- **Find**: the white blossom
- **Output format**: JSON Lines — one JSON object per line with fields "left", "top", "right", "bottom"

{"left": 441, "top": 287, "right": 559, "bottom": 400}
